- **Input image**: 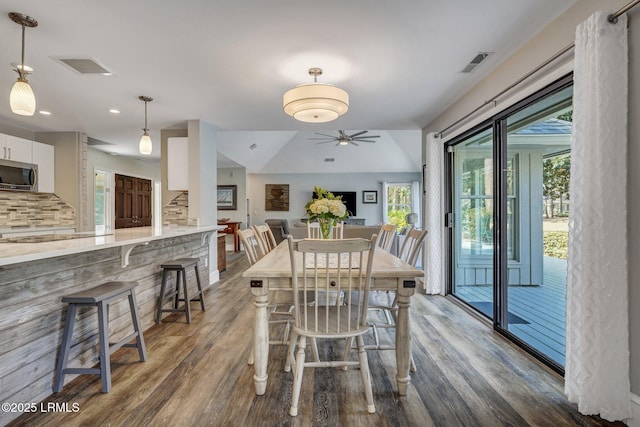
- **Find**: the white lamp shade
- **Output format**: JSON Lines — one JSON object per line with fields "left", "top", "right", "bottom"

{"left": 283, "top": 83, "right": 349, "bottom": 123}
{"left": 139, "top": 133, "right": 152, "bottom": 155}
{"left": 10, "top": 79, "right": 36, "bottom": 116}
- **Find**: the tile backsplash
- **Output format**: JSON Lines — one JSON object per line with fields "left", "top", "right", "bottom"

{"left": 163, "top": 192, "right": 188, "bottom": 226}
{"left": 0, "top": 191, "right": 75, "bottom": 229}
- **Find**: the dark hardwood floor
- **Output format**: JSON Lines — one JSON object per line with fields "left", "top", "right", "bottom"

{"left": 9, "top": 254, "right": 622, "bottom": 427}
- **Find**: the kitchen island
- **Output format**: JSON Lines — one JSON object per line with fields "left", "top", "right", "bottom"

{"left": 0, "top": 225, "right": 221, "bottom": 426}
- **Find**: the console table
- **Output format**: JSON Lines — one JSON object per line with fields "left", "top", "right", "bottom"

{"left": 218, "top": 221, "right": 241, "bottom": 252}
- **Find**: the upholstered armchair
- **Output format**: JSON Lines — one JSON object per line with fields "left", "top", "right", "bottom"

{"left": 265, "top": 218, "right": 290, "bottom": 244}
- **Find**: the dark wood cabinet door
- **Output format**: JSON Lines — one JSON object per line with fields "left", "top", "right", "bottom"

{"left": 115, "top": 174, "right": 152, "bottom": 229}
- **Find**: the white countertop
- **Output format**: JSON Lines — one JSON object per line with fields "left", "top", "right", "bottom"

{"left": 0, "top": 225, "right": 224, "bottom": 266}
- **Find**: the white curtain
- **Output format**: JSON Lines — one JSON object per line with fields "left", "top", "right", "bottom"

{"left": 382, "top": 181, "right": 390, "bottom": 224}
{"left": 565, "top": 10, "right": 630, "bottom": 421}
{"left": 425, "top": 132, "right": 443, "bottom": 295}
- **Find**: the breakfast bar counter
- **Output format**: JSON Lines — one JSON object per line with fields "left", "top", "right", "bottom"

{"left": 0, "top": 225, "right": 222, "bottom": 426}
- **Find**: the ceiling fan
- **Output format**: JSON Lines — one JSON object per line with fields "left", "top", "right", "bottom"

{"left": 309, "top": 130, "right": 380, "bottom": 146}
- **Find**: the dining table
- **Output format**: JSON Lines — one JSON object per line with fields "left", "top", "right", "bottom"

{"left": 242, "top": 239, "right": 424, "bottom": 396}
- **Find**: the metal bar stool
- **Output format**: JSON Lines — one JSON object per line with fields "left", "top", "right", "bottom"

{"left": 156, "top": 257, "right": 206, "bottom": 324}
{"left": 54, "top": 281, "right": 147, "bottom": 393}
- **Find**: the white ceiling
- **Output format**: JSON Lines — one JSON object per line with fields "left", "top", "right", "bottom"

{"left": 0, "top": 0, "right": 577, "bottom": 173}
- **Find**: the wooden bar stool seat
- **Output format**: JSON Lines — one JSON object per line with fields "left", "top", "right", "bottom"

{"left": 54, "top": 281, "right": 147, "bottom": 394}
{"left": 156, "top": 257, "right": 206, "bottom": 324}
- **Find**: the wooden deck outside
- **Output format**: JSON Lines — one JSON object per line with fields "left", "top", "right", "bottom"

{"left": 454, "top": 256, "right": 567, "bottom": 366}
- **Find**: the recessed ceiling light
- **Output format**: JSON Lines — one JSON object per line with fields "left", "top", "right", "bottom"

{"left": 109, "top": 109, "right": 120, "bottom": 114}
{"left": 102, "top": 72, "right": 113, "bottom": 76}
{"left": 39, "top": 110, "right": 51, "bottom": 115}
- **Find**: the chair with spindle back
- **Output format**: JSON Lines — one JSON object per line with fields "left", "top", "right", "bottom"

{"left": 307, "top": 221, "right": 344, "bottom": 239}
{"left": 376, "top": 223, "right": 397, "bottom": 252}
{"left": 253, "top": 223, "right": 278, "bottom": 254}
{"left": 286, "top": 235, "right": 378, "bottom": 416}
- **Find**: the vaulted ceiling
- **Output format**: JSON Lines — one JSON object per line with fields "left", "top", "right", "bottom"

{"left": 0, "top": 0, "right": 577, "bottom": 173}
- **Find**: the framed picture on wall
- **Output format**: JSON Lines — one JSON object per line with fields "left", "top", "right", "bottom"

{"left": 362, "top": 190, "right": 378, "bottom": 204}
{"left": 217, "top": 185, "right": 237, "bottom": 210}
{"left": 265, "top": 184, "right": 289, "bottom": 211}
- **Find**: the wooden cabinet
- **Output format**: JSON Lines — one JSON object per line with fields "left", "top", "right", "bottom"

{"left": 32, "top": 141, "right": 55, "bottom": 193}
{"left": 2, "top": 135, "right": 32, "bottom": 162}
{"left": 167, "top": 137, "right": 189, "bottom": 191}
{"left": 217, "top": 234, "right": 226, "bottom": 272}
{"left": 115, "top": 174, "right": 152, "bottom": 228}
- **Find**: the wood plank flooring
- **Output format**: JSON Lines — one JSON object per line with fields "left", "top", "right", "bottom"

{"left": 8, "top": 254, "right": 622, "bottom": 427}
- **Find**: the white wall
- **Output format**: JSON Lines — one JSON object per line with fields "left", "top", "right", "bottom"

{"left": 217, "top": 167, "right": 248, "bottom": 226}
{"left": 248, "top": 172, "right": 421, "bottom": 226}
{"left": 423, "top": 0, "right": 640, "bottom": 397}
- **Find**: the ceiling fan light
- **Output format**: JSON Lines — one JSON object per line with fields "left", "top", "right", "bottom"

{"left": 139, "top": 133, "right": 152, "bottom": 155}
{"left": 283, "top": 83, "right": 349, "bottom": 123}
{"left": 10, "top": 78, "right": 36, "bottom": 116}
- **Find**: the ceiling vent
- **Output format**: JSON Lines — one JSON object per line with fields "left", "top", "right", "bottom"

{"left": 54, "top": 57, "right": 114, "bottom": 75}
{"left": 324, "top": 158, "right": 335, "bottom": 162}
{"left": 87, "top": 137, "right": 113, "bottom": 146}
{"left": 461, "top": 52, "right": 491, "bottom": 73}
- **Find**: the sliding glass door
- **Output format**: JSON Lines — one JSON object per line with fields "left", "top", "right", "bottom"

{"left": 447, "top": 75, "right": 572, "bottom": 371}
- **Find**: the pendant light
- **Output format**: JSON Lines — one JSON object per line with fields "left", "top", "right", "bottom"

{"left": 138, "top": 96, "right": 153, "bottom": 155}
{"left": 283, "top": 68, "right": 349, "bottom": 123}
{"left": 8, "top": 12, "right": 38, "bottom": 116}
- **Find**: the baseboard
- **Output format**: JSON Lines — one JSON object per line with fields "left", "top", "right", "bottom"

{"left": 628, "top": 393, "right": 640, "bottom": 426}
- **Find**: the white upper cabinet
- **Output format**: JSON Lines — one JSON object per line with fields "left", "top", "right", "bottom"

{"left": 32, "top": 141, "right": 55, "bottom": 193}
{"left": 167, "top": 137, "right": 189, "bottom": 191}
{"left": 2, "top": 135, "right": 32, "bottom": 163}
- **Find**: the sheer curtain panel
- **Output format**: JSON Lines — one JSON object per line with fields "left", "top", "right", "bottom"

{"left": 565, "top": 10, "right": 630, "bottom": 421}
{"left": 425, "top": 132, "right": 443, "bottom": 295}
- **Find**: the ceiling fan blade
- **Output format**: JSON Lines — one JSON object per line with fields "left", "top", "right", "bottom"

{"left": 314, "top": 133, "right": 338, "bottom": 138}
{"left": 308, "top": 137, "right": 335, "bottom": 140}
{"left": 338, "top": 130, "right": 347, "bottom": 138}
{"left": 315, "top": 141, "right": 334, "bottom": 144}
{"left": 356, "top": 140, "right": 378, "bottom": 143}
{"left": 353, "top": 135, "right": 380, "bottom": 140}
{"left": 348, "top": 130, "right": 368, "bottom": 138}
{"left": 350, "top": 141, "right": 359, "bottom": 147}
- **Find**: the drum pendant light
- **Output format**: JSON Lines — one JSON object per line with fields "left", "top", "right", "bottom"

{"left": 283, "top": 68, "right": 349, "bottom": 123}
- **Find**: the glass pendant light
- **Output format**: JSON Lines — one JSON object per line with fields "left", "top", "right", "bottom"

{"left": 139, "top": 96, "right": 153, "bottom": 155}
{"left": 8, "top": 12, "right": 38, "bottom": 116}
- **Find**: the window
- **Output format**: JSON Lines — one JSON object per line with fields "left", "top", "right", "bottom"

{"left": 382, "top": 182, "right": 420, "bottom": 230}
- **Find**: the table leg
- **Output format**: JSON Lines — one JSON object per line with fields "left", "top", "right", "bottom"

{"left": 253, "top": 290, "right": 269, "bottom": 395}
{"left": 395, "top": 283, "right": 414, "bottom": 396}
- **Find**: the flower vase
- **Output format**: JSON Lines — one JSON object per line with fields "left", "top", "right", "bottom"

{"left": 318, "top": 218, "right": 333, "bottom": 239}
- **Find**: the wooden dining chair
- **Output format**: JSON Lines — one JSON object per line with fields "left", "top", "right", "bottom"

{"left": 376, "top": 223, "right": 397, "bottom": 252}
{"left": 237, "top": 228, "right": 265, "bottom": 264}
{"left": 238, "top": 228, "right": 293, "bottom": 365}
{"left": 367, "top": 227, "right": 428, "bottom": 372}
{"left": 253, "top": 223, "right": 278, "bottom": 254}
{"left": 307, "top": 221, "right": 344, "bottom": 239}
{"left": 286, "top": 235, "right": 378, "bottom": 416}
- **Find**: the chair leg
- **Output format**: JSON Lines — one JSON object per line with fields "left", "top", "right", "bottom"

{"left": 97, "top": 301, "right": 111, "bottom": 393}
{"left": 247, "top": 341, "right": 255, "bottom": 366}
{"left": 194, "top": 264, "right": 206, "bottom": 311}
{"left": 128, "top": 291, "right": 147, "bottom": 362}
{"left": 54, "top": 304, "right": 77, "bottom": 392}
{"left": 284, "top": 331, "right": 298, "bottom": 373}
{"left": 289, "top": 336, "right": 306, "bottom": 417}
{"left": 342, "top": 337, "right": 354, "bottom": 371}
{"left": 181, "top": 268, "right": 191, "bottom": 323}
{"left": 311, "top": 337, "right": 320, "bottom": 362}
{"left": 156, "top": 268, "right": 169, "bottom": 323}
{"left": 356, "top": 335, "right": 376, "bottom": 414}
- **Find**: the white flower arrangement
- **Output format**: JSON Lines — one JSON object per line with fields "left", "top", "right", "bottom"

{"left": 305, "top": 187, "right": 349, "bottom": 222}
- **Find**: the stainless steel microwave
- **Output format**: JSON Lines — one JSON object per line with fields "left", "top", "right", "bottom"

{"left": 0, "top": 159, "right": 38, "bottom": 191}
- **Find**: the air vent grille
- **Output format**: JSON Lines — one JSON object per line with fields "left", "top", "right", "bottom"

{"left": 461, "top": 52, "right": 491, "bottom": 73}
{"left": 87, "top": 137, "right": 113, "bottom": 146}
{"left": 55, "top": 58, "right": 113, "bottom": 75}
{"left": 324, "top": 158, "right": 335, "bottom": 163}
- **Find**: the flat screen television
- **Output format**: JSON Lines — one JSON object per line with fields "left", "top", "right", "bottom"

{"left": 313, "top": 190, "right": 357, "bottom": 217}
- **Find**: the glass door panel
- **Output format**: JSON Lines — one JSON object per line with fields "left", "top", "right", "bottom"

{"left": 450, "top": 127, "right": 495, "bottom": 318}
{"left": 504, "top": 84, "right": 573, "bottom": 367}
